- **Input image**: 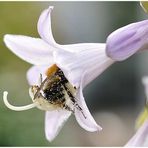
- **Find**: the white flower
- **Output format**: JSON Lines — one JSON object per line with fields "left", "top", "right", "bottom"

{"left": 125, "top": 118, "right": 148, "bottom": 147}
{"left": 125, "top": 76, "right": 148, "bottom": 146}
{"left": 3, "top": 6, "right": 114, "bottom": 141}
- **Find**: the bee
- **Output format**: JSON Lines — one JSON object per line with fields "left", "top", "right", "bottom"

{"left": 29, "top": 64, "right": 86, "bottom": 118}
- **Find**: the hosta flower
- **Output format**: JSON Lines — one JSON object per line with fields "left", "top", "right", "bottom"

{"left": 106, "top": 20, "right": 148, "bottom": 61}
{"left": 3, "top": 6, "right": 114, "bottom": 141}
{"left": 125, "top": 118, "right": 148, "bottom": 147}
{"left": 125, "top": 76, "right": 148, "bottom": 146}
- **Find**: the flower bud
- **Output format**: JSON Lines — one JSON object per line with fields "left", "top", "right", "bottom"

{"left": 106, "top": 20, "right": 148, "bottom": 61}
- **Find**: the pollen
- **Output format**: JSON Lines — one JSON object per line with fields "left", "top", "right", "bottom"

{"left": 45, "top": 64, "right": 59, "bottom": 77}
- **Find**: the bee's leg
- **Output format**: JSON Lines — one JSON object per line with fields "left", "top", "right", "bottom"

{"left": 63, "top": 104, "right": 74, "bottom": 113}
{"left": 62, "top": 85, "right": 86, "bottom": 118}
{"left": 74, "top": 103, "right": 87, "bottom": 119}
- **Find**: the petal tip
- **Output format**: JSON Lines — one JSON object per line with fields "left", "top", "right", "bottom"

{"left": 97, "top": 125, "right": 103, "bottom": 131}
{"left": 45, "top": 134, "right": 54, "bottom": 142}
{"left": 142, "top": 76, "right": 148, "bottom": 85}
{"left": 3, "top": 34, "right": 18, "bottom": 46}
{"left": 48, "top": 6, "right": 54, "bottom": 10}
{"left": 3, "top": 34, "right": 15, "bottom": 49}
{"left": 3, "top": 34, "right": 11, "bottom": 43}
{"left": 90, "top": 124, "right": 102, "bottom": 132}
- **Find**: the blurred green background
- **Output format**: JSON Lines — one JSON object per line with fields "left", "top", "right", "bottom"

{"left": 0, "top": 1, "right": 148, "bottom": 146}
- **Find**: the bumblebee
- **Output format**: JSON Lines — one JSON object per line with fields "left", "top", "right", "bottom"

{"left": 30, "top": 64, "right": 85, "bottom": 117}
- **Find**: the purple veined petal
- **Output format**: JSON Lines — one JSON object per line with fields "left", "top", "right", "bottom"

{"left": 125, "top": 118, "right": 148, "bottom": 147}
{"left": 106, "top": 20, "right": 148, "bottom": 61}
{"left": 38, "top": 6, "right": 106, "bottom": 53}
{"left": 45, "top": 110, "right": 71, "bottom": 142}
{"left": 54, "top": 44, "right": 114, "bottom": 88}
{"left": 83, "top": 59, "right": 114, "bottom": 87}
{"left": 37, "top": 6, "right": 57, "bottom": 46}
{"left": 38, "top": 5, "right": 107, "bottom": 54}
{"left": 76, "top": 46, "right": 114, "bottom": 87}
{"left": 74, "top": 72, "right": 102, "bottom": 132}
{"left": 60, "top": 43, "right": 106, "bottom": 52}
{"left": 27, "top": 65, "right": 53, "bottom": 85}
{"left": 4, "top": 34, "right": 55, "bottom": 65}
{"left": 53, "top": 50, "right": 83, "bottom": 88}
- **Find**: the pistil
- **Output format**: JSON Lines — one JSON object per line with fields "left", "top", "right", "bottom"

{"left": 3, "top": 91, "right": 36, "bottom": 111}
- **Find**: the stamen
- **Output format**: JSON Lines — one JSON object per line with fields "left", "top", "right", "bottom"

{"left": 38, "top": 73, "right": 43, "bottom": 85}
{"left": 3, "top": 91, "right": 36, "bottom": 111}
